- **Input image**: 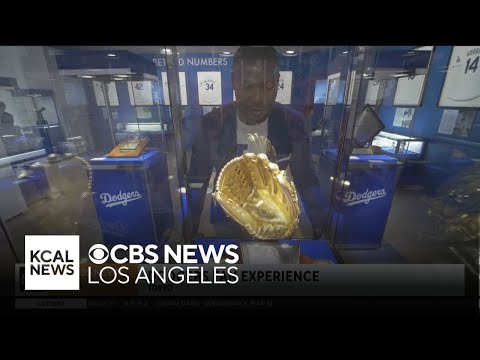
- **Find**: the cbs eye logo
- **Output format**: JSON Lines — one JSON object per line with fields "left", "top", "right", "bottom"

{"left": 89, "top": 244, "right": 109, "bottom": 264}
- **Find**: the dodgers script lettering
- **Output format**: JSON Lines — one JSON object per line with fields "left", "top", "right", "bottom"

{"left": 100, "top": 190, "right": 142, "bottom": 208}
{"left": 343, "top": 188, "right": 387, "bottom": 206}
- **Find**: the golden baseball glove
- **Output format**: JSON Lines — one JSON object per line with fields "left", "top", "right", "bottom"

{"left": 245, "top": 133, "right": 277, "bottom": 163}
{"left": 212, "top": 152, "right": 300, "bottom": 240}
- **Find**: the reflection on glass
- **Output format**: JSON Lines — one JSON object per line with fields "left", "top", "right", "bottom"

{"left": 0, "top": 45, "right": 477, "bottom": 276}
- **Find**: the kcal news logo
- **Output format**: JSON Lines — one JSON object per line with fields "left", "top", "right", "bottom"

{"left": 25, "top": 235, "right": 79, "bottom": 290}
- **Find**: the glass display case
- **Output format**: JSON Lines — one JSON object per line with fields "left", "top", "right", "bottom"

{"left": 0, "top": 89, "right": 51, "bottom": 159}
{"left": 1, "top": 45, "right": 477, "bottom": 273}
{"left": 55, "top": 50, "right": 168, "bottom": 153}
{"left": 171, "top": 45, "right": 355, "bottom": 264}
{"left": 1, "top": 47, "right": 184, "bottom": 261}
{"left": 53, "top": 49, "right": 175, "bottom": 248}
{"left": 371, "top": 131, "right": 425, "bottom": 159}
{"left": 0, "top": 86, "right": 55, "bottom": 221}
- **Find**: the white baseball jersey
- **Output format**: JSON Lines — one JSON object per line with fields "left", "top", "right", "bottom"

{"left": 440, "top": 46, "right": 480, "bottom": 107}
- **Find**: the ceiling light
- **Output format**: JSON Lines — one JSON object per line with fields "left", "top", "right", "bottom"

{"left": 416, "top": 46, "right": 433, "bottom": 51}
{"left": 161, "top": 48, "right": 172, "bottom": 54}
{"left": 116, "top": 74, "right": 129, "bottom": 78}
{"left": 79, "top": 75, "right": 94, "bottom": 79}
{"left": 282, "top": 50, "right": 298, "bottom": 57}
{"left": 107, "top": 53, "right": 117, "bottom": 57}
{"left": 393, "top": 71, "right": 412, "bottom": 78}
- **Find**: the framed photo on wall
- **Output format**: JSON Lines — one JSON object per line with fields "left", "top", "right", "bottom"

{"left": 162, "top": 72, "right": 188, "bottom": 106}
{"left": 93, "top": 81, "right": 119, "bottom": 106}
{"left": 393, "top": 107, "right": 416, "bottom": 128}
{"left": 439, "top": 46, "right": 480, "bottom": 108}
{"left": 365, "top": 79, "right": 385, "bottom": 106}
{"left": 326, "top": 72, "right": 340, "bottom": 105}
{"left": 275, "top": 71, "right": 293, "bottom": 104}
{"left": 197, "top": 71, "right": 222, "bottom": 106}
{"left": 438, "top": 109, "right": 476, "bottom": 137}
{"left": 313, "top": 79, "right": 327, "bottom": 104}
{"left": 393, "top": 74, "right": 427, "bottom": 107}
{"left": 127, "top": 81, "right": 153, "bottom": 106}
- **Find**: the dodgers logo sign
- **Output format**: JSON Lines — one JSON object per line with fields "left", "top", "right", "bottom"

{"left": 343, "top": 188, "right": 387, "bottom": 206}
{"left": 100, "top": 190, "right": 142, "bottom": 208}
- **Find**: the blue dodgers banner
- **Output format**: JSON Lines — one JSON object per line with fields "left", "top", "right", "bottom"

{"left": 92, "top": 168, "right": 155, "bottom": 245}
{"left": 90, "top": 150, "right": 173, "bottom": 246}
{"left": 321, "top": 149, "right": 402, "bottom": 248}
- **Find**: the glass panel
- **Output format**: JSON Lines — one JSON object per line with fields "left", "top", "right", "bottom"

{"left": 329, "top": 46, "right": 479, "bottom": 274}
{"left": 2, "top": 45, "right": 476, "bottom": 277}
{"left": 168, "top": 46, "right": 354, "bottom": 264}
{"left": 1, "top": 46, "right": 183, "bottom": 263}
